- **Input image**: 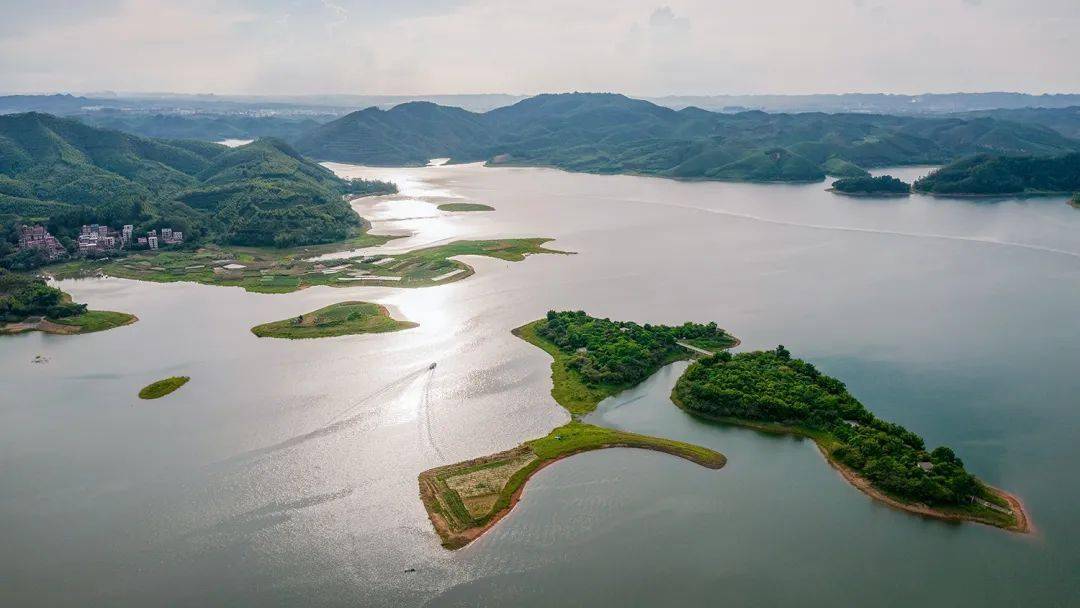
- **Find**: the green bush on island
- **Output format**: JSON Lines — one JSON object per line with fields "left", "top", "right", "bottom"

{"left": 673, "top": 347, "right": 995, "bottom": 507}
{"left": 437, "top": 203, "right": 494, "bottom": 212}
{"left": 831, "top": 175, "right": 911, "bottom": 195}
{"left": 251, "top": 301, "right": 416, "bottom": 339}
{"left": 138, "top": 376, "right": 189, "bottom": 399}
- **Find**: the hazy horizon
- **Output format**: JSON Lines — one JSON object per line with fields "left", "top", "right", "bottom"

{"left": 3, "top": 0, "right": 1077, "bottom": 97}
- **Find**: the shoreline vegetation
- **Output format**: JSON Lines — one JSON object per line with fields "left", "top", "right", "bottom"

{"left": 44, "top": 238, "right": 568, "bottom": 294}
{"left": 829, "top": 175, "right": 912, "bottom": 197}
{"left": 671, "top": 347, "right": 1030, "bottom": 533}
{"left": 138, "top": 376, "right": 189, "bottom": 399}
{"left": 418, "top": 312, "right": 738, "bottom": 549}
{"left": 437, "top": 203, "right": 494, "bottom": 212}
{"left": 251, "top": 301, "right": 416, "bottom": 339}
{"left": 914, "top": 152, "right": 1080, "bottom": 199}
{"left": 1, "top": 269, "right": 136, "bottom": 336}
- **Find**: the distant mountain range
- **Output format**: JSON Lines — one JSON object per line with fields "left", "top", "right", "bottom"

{"left": 6, "top": 91, "right": 1080, "bottom": 115}
{"left": 292, "top": 93, "right": 1080, "bottom": 182}
{"left": 0, "top": 113, "right": 386, "bottom": 250}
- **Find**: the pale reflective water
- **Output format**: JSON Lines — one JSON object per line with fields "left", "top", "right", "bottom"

{"left": 2, "top": 163, "right": 1078, "bottom": 606}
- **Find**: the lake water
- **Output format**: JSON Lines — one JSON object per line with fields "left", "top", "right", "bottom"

{"left": 2, "top": 163, "right": 1078, "bottom": 606}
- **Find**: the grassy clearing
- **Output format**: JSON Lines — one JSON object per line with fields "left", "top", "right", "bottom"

{"left": 48, "top": 238, "right": 566, "bottom": 294}
{"left": 250, "top": 301, "right": 416, "bottom": 339}
{"left": 418, "top": 421, "right": 725, "bottom": 549}
{"left": 138, "top": 376, "right": 190, "bottom": 399}
{"left": 438, "top": 203, "right": 494, "bottom": 212}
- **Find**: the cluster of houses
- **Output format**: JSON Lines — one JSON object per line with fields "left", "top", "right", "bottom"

{"left": 16, "top": 223, "right": 184, "bottom": 259}
{"left": 76, "top": 223, "right": 183, "bottom": 254}
{"left": 17, "top": 225, "right": 67, "bottom": 261}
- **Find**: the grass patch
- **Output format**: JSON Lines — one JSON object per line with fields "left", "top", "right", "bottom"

{"left": 251, "top": 301, "right": 416, "bottom": 339}
{"left": 49, "top": 310, "right": 137, "bottom": 334}
{"left": 438, "top": 203, "right": 494, "bottom": 212}
{"left": 138, "top": 376, "right": 190, "bottom": 399}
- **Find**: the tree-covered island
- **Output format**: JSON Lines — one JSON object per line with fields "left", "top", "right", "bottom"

{"left": 830, "top": 175, "right": 911, "bottom": 196}
{"left": 672, "top": 346, "right": 1030, "bottom": 532}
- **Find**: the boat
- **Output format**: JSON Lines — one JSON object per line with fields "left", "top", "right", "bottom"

{"left": 429, "top": 362, "right": 437, "bottom": 370}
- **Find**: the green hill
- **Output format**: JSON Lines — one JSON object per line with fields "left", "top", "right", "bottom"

{"left": 294, "top": 93, "right": 1080, "bottom": 183}
{"left": 913, "top": 152, "right": 1080, "bottom": 196}
{"left": 0, "top": 113, "right": 392, "bottom": 253}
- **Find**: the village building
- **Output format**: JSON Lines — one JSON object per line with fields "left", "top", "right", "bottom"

{"left": 17, "top": 225, "right": 65, "bottom": 260}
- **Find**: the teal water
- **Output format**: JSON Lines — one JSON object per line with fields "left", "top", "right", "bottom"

{"left": 2, "top": 163, "right": 1078, "bottom": 606}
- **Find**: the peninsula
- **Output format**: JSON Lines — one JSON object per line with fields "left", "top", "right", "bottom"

{"left": 914, "top": 152, "right": 1080, "bottom": 197}
{"left": 251, "top": 301, "right": 416, "bottom": 338}
{"left": 47, "top": 238, "right": 567, "bottom": 293}
{"left": 0, "top": 269, "right": 136, "bottom": 335}
{"left": 671, "top": 346, "right": 1030, "bottom": 533}
{"left": 418, "top": 311, "right": 738, "bottom": 548}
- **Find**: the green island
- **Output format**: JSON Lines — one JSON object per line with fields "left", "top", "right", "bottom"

{"left": 251, "top": 301, "right": 416, "bottom": 339}
{"left": 830, "top": 175, "right": 911, "bottom": 196}
{"left": 46, "top": 238, "right": 566, "bottom": 294}
{"left": 914, "top": 152, "right": 1080, "bottom": 197}
{"left": 671, "top": 346, "right": 1030, "bottom": 533}
{"left": 1, "top": 269, "right": 136, "bottom": 335}
{"left": 1069, "top": 193, "right": 1079, "bottom": 209}
{"left": 138, "top": 376, "right": 190, "bottom": 399}
{"left": 419, "top": 311, "right": 737, "bottom": 549}
{"left": 437, "top": 203, "right": 494, "bottom": 212}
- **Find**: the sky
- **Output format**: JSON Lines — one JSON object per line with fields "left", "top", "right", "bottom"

{"left": 2, "top": 0, "right": 1078, "bottom": 96}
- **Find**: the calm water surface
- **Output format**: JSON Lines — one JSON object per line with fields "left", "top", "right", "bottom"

{"left": 2, "top": 163, "right": 1078, "bottom": 606}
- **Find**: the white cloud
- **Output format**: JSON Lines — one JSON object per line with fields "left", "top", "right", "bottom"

{"left": 0, "top": 0, "right": 1077, "bottom": 95}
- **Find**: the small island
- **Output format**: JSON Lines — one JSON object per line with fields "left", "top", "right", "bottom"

{"left": 1, "top": 269, "right": 136, "bottom": 336}
{"left": 830, "top": 175, "right": 911, "bottom": 196}
{"left": 1070, "top": 193, "right": 1079, "bottom": 209}
{"left": 138, "top": 376, "right": 190, "bottom": 399}
{"left": 672, "top": 346, "right": 1030, "bottom": 533}
{"left": 251, "top": 301, "right": 416, "bottom": 339}
{"left": 437, "top": 203, "right": 494, "bottom": 212}
{"left": 418, "top": 311, "right": 737, "bottom": 548}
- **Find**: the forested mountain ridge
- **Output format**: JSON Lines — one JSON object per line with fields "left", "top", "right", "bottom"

{"left": 914, "top": 152, "right": 1080, "bottom": 196}
{"left": 293, "top": 93, "right": 1080, "bottom": 182}
{"left": 0, "top": 113, "right": 392, "bottom": 251}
